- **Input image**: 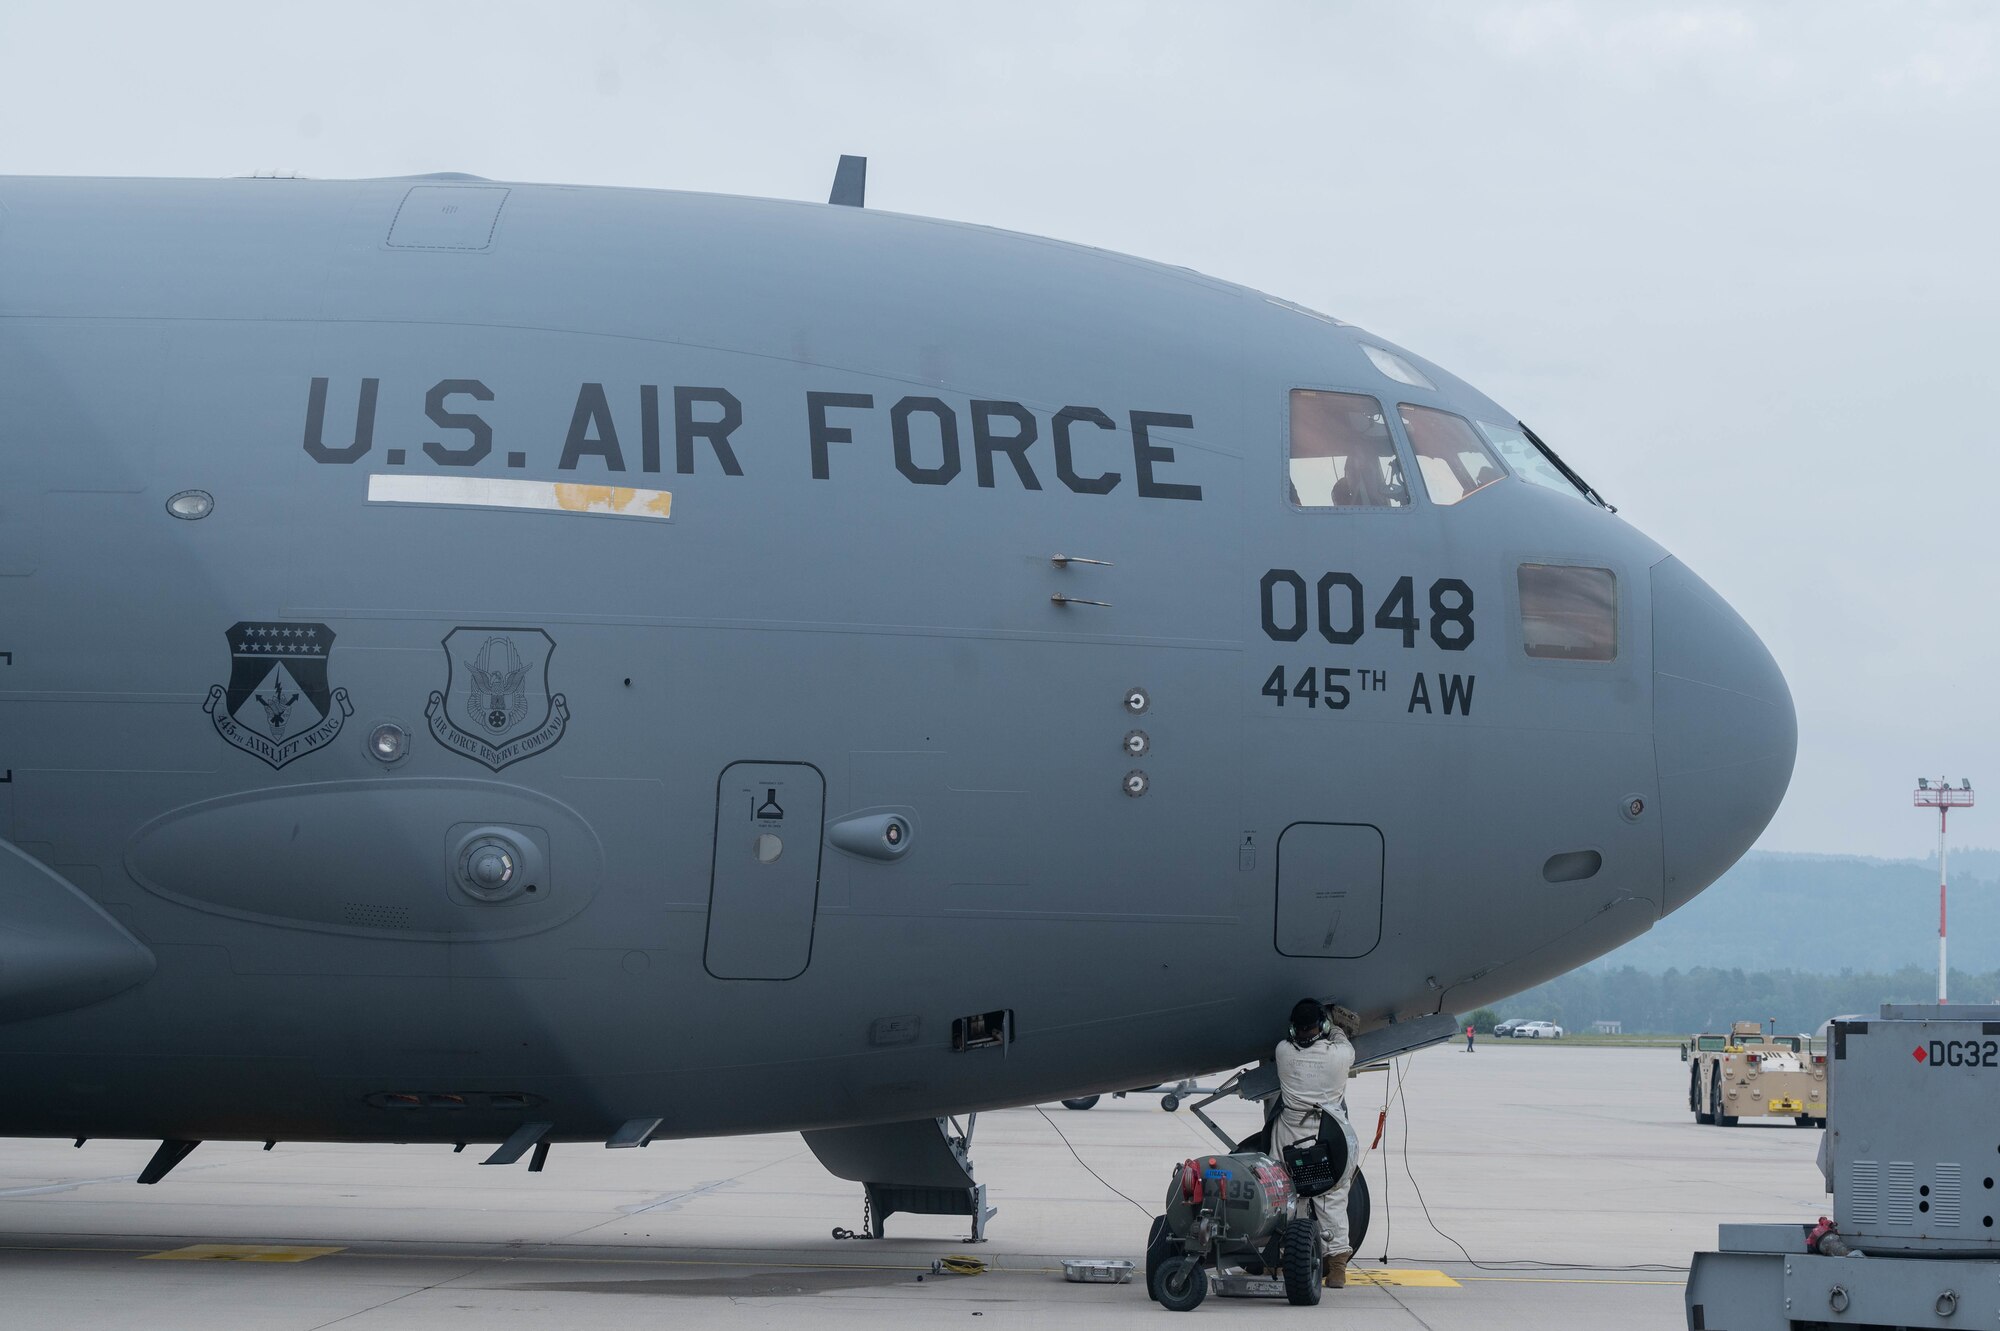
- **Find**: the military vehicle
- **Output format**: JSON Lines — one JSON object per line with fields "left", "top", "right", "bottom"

{"left": 1685, "top": 1022, "right": 1825, "bottom": 1127}
{"left": 0, "top": 161, "right": 1796, "bottom": 1230}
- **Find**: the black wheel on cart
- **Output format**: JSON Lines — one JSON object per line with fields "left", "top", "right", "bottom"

{"left": 1282, "top": 1216, "right": 1323, "bottom": 1305}
{"left": 1709, "top": 1072, "right": 1737, "bottom": 1127}
{"left": 1692, "top": 1065, "right": 1713, "bottom": 1123}
{"left": 1347, "top": 1167, "right": 1372, "bottom": 1254}
{"left": 1151, "top": 1253, "right": 1207, "bottom": 1311}
{"left": 1144, "top": 1215, "right": 1175, "bottom": 1292}
{"left": 1258, "top": 1135, "right": 1370, "bottom": 1250}
{"left": 1061, "top": 1096, "right": 1100, "bottom": 1110}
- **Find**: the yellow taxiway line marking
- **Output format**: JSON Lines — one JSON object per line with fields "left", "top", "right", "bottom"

{"left": 1347, "top": 1268, "right": 1461, "bottom": 1287}
{"left": 328, "top": 1251, "right": 1000, "bottom": 1273}
{"left": 1459, "top": 1275, "right": 1683, "bottom": 1286}
{"left": 141, "top": 1244, "right": 344, "bottom": 1262}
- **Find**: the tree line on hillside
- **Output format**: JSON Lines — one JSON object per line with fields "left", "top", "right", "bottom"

{"left": 1474, "top": 964, "right": 1998, "bottom": 1035}
{"left": 1594, "top": 850, "right": 2000, "bottom": 974}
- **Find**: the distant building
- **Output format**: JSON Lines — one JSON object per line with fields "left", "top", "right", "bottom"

{"left": 1591, "top": 1020, "right": 1622, "bottom": 1035}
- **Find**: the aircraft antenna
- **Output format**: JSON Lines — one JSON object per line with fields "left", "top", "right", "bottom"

{"left": 829, "top": 155, "right": 867, "bottom": 208}
{"left": 1913, "top": 776, "right": 1975, "bottom": 1001}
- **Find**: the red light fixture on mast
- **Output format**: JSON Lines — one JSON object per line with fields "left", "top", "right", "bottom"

{"left": 1914, "top": 777, "right": 1975, "bottom": 1002}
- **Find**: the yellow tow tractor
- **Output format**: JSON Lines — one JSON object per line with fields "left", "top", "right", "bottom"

{"left": 1683, "top": 1020, "right": 1826, "bottom": 1127}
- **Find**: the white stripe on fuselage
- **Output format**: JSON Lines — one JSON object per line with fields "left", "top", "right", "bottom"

{"left": 366, "top": 474, "right": 673, "bottom": 520}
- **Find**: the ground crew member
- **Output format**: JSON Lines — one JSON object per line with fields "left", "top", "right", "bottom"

{"left": 1465, "top": 1022, "right": 1476, "bottom": 1053}
{"left": 1274, "top": 998, "right": 1358, "bottom": 1287}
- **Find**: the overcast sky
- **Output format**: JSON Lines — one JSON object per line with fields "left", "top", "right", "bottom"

{"left": 3, "top": 2, "right": 1991, "bottom": 860}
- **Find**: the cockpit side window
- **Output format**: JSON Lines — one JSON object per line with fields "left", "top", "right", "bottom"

{"left": 1288, "top": 390, "right": 1408, "bottom": 509}
{"left": 1400, "top": 405, "right": 1507, "bottom": 506}
{"left": 1518, "top": 564, "right": 1618, "bottom": 661}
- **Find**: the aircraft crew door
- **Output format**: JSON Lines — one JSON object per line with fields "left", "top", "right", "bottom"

{"left": 1275, "top": 822, "right": 1383, "bottom": 959}
{"left": 704, "top": 762, "right": 826, "bottom": 980}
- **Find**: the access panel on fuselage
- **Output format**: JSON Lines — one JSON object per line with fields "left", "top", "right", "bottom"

{"left": 1275, "top": 822, "right": 1383, "bottom": 959}
{"left": 705, "top": 762, "right": 826, "bottom": 980}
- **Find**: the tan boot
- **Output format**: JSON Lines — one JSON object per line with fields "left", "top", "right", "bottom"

{"left": 1323, "top": 1252, "right": 1349, "bottom": 1288}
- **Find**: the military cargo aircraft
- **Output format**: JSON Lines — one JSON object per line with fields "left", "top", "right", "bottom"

{"left": 0, "top": 162, "right": 1794, "bottom": 1230}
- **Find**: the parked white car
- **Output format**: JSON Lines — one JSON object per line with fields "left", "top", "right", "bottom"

{"left": 1515, "top": 1021, "right": 1565, "bottom": 1039}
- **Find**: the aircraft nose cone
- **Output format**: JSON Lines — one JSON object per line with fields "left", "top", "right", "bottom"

{"left": 1652, "top": 558, "right": 1797, "bottom": 914}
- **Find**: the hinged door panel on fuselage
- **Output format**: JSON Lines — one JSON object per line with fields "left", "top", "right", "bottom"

{"left": 705, "top": 761, "right": 826, "bottom": 979}
{"left": 1275, "top": 821, "right": 1383, "bottom": 958}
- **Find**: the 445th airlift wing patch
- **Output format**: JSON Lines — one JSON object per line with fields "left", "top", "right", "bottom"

{"left": 203, "top": 621, "right": 352, "bottom": 769}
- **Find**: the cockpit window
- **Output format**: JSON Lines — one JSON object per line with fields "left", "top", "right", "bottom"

{"left": 1400, "top": 405, "right": 1507, "bottom": 507}
{"left": 1478, "top": 419, "right": 1614, "bottom": 511}
{"left": 1361, "top": 344, "right": 1435, "bottom": 390}
{"left": 1518, "top": 564, "right": 1617, "bottom": 661}
{"left": 1289, "top": 390, "right": 1408, "bottom": 509}
{"left": 1477, "top": 421, "right": 1582, "bottom": 498}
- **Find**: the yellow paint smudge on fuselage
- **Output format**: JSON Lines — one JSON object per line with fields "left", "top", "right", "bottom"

{"left": 554, "top": 484, "right": 641, "bottom": 513}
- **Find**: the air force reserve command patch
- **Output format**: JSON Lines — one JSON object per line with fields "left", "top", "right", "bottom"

{"left": 204, "top": 622, "right": 353, "bottom": 768}
{"left": 426, "top": 627, "right": 569, "bottom": 770}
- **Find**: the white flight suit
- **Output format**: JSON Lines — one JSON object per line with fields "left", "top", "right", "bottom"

{"left": 1273, "top": 1028, "right": 1356, "bottom": 1258}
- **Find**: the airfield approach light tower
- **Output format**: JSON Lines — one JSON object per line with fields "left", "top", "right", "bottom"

{"left": 1914, "top": 777, "right": 1974, "bottom": 1002}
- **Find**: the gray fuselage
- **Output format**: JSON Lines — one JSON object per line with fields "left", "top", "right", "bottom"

{"left": 0, "top": 176, "right": 1795, "bottom": 1144}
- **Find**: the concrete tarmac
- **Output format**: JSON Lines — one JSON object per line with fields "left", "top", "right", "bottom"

{"left": 0, "top": 1044, "right": 1823, "bottom": 1328}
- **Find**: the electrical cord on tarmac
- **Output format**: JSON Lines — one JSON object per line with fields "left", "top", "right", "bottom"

{"left": 1373, "top": 1058, "right": 1393, "bottom": 1261}
{"left": 1374, "top": 1053, "right": 1689, "bottom": 1274}
{"left": 1033, "top": 1105, "right": 1154, "bottom": 1218}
